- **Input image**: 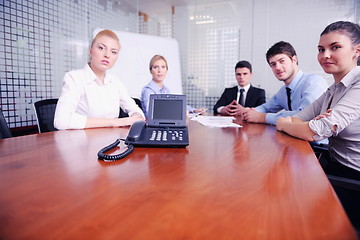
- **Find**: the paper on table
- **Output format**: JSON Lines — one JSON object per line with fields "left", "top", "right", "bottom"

{"left": 191, "top": 116, "right": 242, "bottom": 128}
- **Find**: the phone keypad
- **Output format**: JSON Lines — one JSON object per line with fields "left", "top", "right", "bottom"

{"left": 149, "top": 130, "right": 184, "bottom": 142}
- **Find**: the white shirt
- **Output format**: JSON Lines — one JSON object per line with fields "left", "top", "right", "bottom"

{"left": 236, "top": 84, "right": 251, "bottom": 103}
{"left": 54, "top": 64, "right": 144, "bottom": 130}
{"left": 217, "top": 84, "right": 251, "bottom": 113}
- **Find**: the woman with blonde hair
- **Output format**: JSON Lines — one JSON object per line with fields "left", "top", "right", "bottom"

{"left": 54, "top": 29, "right": 144, "bottom": 130}
{"left": 141, "top": 54, "right": 206, "bottom": 117}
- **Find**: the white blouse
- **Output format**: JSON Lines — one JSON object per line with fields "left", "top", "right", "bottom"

{"left": 54, "top": 64, "right": 144, "bottom": 130}
{"left": 294, "top": 66, "right": 360, "bottom": 171}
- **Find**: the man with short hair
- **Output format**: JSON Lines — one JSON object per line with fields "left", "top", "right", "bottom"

{"left": 214, "top": 60, "right": 266, "bottom": 116}
{"left": 242, "top": 41, "right": 328, "bottom": 125}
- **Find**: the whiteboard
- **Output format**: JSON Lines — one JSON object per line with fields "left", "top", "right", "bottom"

{"left": 93, "top": 29, "right": 183, "bottom": 98}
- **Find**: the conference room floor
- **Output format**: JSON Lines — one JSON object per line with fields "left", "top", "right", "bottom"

{"left": 0, "top": 116, "right": 357, "bottom": 239}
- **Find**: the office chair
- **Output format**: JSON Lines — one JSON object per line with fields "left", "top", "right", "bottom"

{"left": 311, "top": 140, "right": 360, "bottom": 236}
{"left": 33, "top": 99, "right": 58, "bottom": 133}
{"left": 310, "top": 140, "right": 329, "bottom": 160}
{"left": 0, "top": 108, "right": 12, "bottom": 139}
{"left": 328, "top": 174, "right": 360, "bottom": 236}
{"left": 119, "top": 98, "right": 143, "bottom": 118}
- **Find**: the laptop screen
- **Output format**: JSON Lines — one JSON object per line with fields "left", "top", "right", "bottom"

{"left": 148, "top": 94, "right": 187, "bottom": 127}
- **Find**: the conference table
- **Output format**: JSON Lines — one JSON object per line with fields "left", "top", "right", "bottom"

{"left": 0, "top": 116, "right": 357, "bottom": 240}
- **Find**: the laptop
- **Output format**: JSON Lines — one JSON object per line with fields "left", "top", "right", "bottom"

{"left": 126, "top": 94, "right": 189, "bottom": 147}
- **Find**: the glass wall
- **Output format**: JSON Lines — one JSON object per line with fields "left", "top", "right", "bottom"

{"left": 171, "top": 0, "right": 359, "bottom": 110}
{"left": 0, "top": 0, "right": 138, "bottom": 128}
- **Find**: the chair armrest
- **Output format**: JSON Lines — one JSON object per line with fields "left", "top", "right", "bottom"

{"left": 327, "top": 174, "right": 360, "bottom": 192}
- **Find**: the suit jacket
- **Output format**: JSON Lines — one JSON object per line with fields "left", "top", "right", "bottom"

{"left": 213, "top": 85, "right": 266, "bottom": 114}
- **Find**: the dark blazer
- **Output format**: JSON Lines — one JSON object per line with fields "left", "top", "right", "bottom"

{"left": 213, "top": 85, "right": 266, "bottom": 114}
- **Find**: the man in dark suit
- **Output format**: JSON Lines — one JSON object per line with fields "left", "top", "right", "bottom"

{"left": 213, "top": 61, "right": 266, "bottom": 115}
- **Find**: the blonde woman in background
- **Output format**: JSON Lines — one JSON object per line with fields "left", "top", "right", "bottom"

{"left": 141, "top": 55, "right": 206, "bottom": 117}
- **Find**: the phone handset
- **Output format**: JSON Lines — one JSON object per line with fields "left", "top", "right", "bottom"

{"left": 126, "top": 120, "right": 146, "bottom": 143}
{"left": 97, "top": 120, "right": 146, "bottom": 162}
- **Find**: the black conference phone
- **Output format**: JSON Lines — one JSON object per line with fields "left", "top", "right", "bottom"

{"left": 125, "top": 120, "right": 189, "bottom": 147}
{"left": 97, "top": 94, "right": 189, "bottom": 161}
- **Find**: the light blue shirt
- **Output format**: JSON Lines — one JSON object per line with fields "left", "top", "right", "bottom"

{"left": 255, "top": 70, "right": 328, "bottom": 125}
{"left": 141, "top": 80, "right": 196, "bottom": 118}
{"left": 141, "top": 80, "right": 171, "bottom": 117}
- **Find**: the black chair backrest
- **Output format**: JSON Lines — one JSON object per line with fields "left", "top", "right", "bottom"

{"left": 119, "top": 98, "right": 143, "bottom": 118}
{"left": 328, "top": 174, "right": 360, "bottom": 236}
{"left": 34, "top": 99, "right": 58, "bottom": 133}
{"left": 0, "top": 108, "right": 12, "bottom": 139}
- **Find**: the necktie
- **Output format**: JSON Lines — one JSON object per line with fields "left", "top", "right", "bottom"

{"left": 239, "top": 88, "right": 245, "bottom": 106}
{"left": 286, "top": 87, "right": 292, "bottom": 111}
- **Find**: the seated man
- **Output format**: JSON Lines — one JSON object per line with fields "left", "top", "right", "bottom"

{"left": 213, "top": 60, "right": 266, "bottom": 116}
{"left": 242, "top": 41, "right": 328, "bottom": 125}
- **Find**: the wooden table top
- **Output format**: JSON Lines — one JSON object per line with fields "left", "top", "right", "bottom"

{"left": 0, "top": 117, "right": 357, "bottom": 240}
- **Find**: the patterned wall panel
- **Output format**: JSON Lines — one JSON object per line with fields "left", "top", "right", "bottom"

{"left": 0, "top": 0, "right": 138, "bottom": 128}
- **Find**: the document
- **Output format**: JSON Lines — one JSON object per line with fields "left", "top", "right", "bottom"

{"left": 190, "top": 116, "right": 242, "bottom": 128}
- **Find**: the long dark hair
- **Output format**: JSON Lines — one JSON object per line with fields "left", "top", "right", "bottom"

{"left": 321, "top": 21, "right": 360, "bottom": 65}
